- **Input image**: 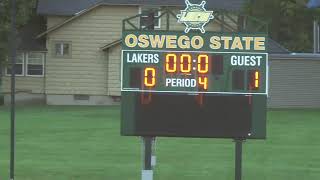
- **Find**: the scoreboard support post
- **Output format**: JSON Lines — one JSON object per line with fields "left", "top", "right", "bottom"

{"left": 142, "top": 137, "right": 155, "bottom": 180}
{"left": 234, "top": 139, "right": 245, "bottom": 180}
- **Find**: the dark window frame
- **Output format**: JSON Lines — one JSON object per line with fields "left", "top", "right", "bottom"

{"left": 139, "top": 7, "right": 161, "bottom": 29}
{"left": 53, "top": 41, "right": 72, "bottom": 58}
{"left": 5, "top": 53, "right": 24, "bottom": 76}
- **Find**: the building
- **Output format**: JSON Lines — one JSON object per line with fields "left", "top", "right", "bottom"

{"left": 1, "top": 0, "right": 320, "bottom": 107}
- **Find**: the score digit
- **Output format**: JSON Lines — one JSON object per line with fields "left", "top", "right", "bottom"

{"left": 198, "top": 55, "right": 209, "bottom": 74}
{"left": 144, "top": 68, "right": 156, "bottom": 87}
{"left": 166, "top": 54, "right": 177, "bottom": 73}
{"left": 180, "top": 54, "right": 192, "bottom": 73}
{"left": 254, "top": 71, "right": 259, "bottom": 88}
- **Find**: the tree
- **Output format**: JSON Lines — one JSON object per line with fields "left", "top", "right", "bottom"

{"left": 0, "top": 0, "right": 37, "bottom": 68}
{"left": 246, "top": 0, "right": 320, "bottom": 52}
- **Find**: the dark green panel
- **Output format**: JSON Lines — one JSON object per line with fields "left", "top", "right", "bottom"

{"left": 250, "top": 95, "right": 267, "bottom": 139}
{"left": 121, "top": 92, "right": 266, "bottom": 139}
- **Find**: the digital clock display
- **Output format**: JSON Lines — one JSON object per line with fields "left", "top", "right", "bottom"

{"left": 121, "top": 50, "right": 267, "bottom": 95}
{"left": 144, "top": 53, "right": 210, "bottom": 90}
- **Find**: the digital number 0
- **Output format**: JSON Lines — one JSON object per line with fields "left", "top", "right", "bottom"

{"left": 180, "top": 54, "right": 192, "bottom": 73}
{"left": 144, "top": 68, "right": 156, "bottom": 87}
{"left": 198, "top": 55, "right": 209, "bottom": 74}
{"left": 166, "top": 54, "right": 177, "bottom": 73}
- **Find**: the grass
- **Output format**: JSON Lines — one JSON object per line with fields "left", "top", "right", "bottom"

{"left": 0, "top": 106, "right": 319, "bottom": 180}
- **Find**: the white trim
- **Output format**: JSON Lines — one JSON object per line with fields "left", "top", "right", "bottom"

{"left": 121, "top": 89, "right": 267, "bottom": 95}
{"left": 5, "top": 53, "right": 25, "bottom": 77}
{"left": 121, "top": 50, "right": 269, "bottom": 95}
{"left": 123, "top": 49, "right": 268, "bottom": 55}
{"left": 266, "top": 53, "right": 269, "bottom": 97}
{"left": 121, "top": 49, "right": 124, "bottom": 91}
{"left": 26, "top": 52, "right": 45, "bottom": 77}
{"left": 138, "top": 7, "right": 161, "bottom": 29}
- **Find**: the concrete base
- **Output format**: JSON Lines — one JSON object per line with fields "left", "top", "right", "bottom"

{"left": 151, "top": 156, "right": 157, "bottom": 167}
{"left": 4, "top": 93, "right": 45, "bottom": 105}
{"left": 46, "top": 95, "right": 120, "bottom": 106}
{"left": 142, "top": 170, "right": 153, "bottom": 180}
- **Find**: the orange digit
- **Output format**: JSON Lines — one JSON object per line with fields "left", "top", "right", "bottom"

{"left": 198, "top": 77, "right": 208, "bottom": 90}
{"left": 180, "top": 54, "right": 192, "bottom": 73}
{"left": 198, "top": 55, "right": 209, "bottom": 74}
{"left": 144, "top": 68, "right": 156, "bottom": 87}
{"left": 254, "top": 71, "right": 259, "bottom": 88}
{"left": 166, "top": 54, "right": 177, "bottom": 73}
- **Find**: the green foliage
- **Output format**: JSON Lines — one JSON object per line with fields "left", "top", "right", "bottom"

{"left": 0, "top": 0, "right": 37, "bottom": 66}
{"left": 246, "top": 0, "right": 320, "bottom": 52}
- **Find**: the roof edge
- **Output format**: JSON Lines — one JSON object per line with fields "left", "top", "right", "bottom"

{"left": 37, "top": 3, "right": 103, "bottom": 38}
{"left": 101, "top": 39, "right": 122, "bottom": 51}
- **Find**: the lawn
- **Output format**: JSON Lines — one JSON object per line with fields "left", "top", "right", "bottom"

{"left": 0, "top": 106, "right": 319, "bottom": 180}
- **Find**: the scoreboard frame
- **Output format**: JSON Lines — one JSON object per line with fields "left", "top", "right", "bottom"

{"left": 121, "top": 49, "right": 269, "bottom": 95}
{"left": 121, "top": 30, "right": 269, "bottom": 96}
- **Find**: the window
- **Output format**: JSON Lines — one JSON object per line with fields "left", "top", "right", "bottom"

{"left": 53, "top": 41, "right": 71, "bottom": 58}
{"left": 26, "top": 52, "right": 44, "bottom": 76}
{"left": 5, "top": 52, "right": 45, "bottom": 77}
{"left": 139, "top": 7, "right": 161, "bottom": 29}
{"left": 6, "top": 53, "right": 24, "bottom": 76}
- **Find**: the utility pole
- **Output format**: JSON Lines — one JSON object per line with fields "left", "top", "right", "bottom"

{"left": 10, "top": 0, "right": 17, "bottom": 179}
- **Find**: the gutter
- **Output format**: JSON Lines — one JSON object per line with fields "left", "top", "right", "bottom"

{"left": 270, "top": 53, "right": 320, "bottom": 60}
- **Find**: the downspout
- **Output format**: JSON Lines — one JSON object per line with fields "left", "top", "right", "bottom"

{"left": 106, "top": 48, "right": 109, "bottom": 95}
{"left": 44, "top": 52, "right": 47, "bottom": 104}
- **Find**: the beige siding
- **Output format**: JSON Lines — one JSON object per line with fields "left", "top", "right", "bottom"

{"left": 46, "top": 6, "right": 138, "bottom": 95}
{"left": 107, "top": 44, "right": 121, "bottom": 96}
{"left": 1, "top": 76, "right": 44, "bottom": 94}
{"left": 269, "top": 59, "right": 320, "bottom": 108}
{"left": 47, "top": 16, "right": 70, "bottom": 29}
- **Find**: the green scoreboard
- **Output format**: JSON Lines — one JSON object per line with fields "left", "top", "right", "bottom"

{"left": 121, "top": 31, "right": 268, "bottom": 139}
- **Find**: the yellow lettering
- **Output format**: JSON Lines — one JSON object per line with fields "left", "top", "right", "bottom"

{"left": 166, "top": 35, "right": 177, "bottom": 49}
{"left": 191, "top": 36, "right": 204, "bottom": 49}
{"left": 210, "top": 36, "right": 221, "bottom": 49}
{"left": 242, "top": 37, "right": 254, "bottom": 50}
{"left": 138, "top": 34, "right": 149, "bottom": 48}
{"left": 221, "top": 36, "right": 232, "bottom": 49}
{"left": 125, "top": 34, "right": 138, "bottom": 48}
{"left": 231, "top": 37, "right": 244, "bottom": 50}
{"left": 177, "top": 35, "right": 190, "bottom": 49}
{"left": 254, "top": 37, "right": 266, "bottom": 51}
{"left": 149, "top": 35, "right": 166, "bottom": 48}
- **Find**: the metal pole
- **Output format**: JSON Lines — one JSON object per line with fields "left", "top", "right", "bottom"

{"left": 142, "top": 137, "right": 153, "bottom": 180}
{"left": 10, "top": 0, "right": 17, "bottom": 179}
{"left": 313, "top": 20, "right": 319, "bottom": 53}
{"left": 235, "top": 139, "right": 244, "bottom": 180}
{"left": 151, "top": 137, "right": 156, "bottom": 168}
{"left": 317, "top": 21, "right": 319, "bottom": 53}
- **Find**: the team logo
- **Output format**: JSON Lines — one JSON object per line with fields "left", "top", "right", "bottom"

{"left": 177, "top": 0, "right": 214, "bottom": 34}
